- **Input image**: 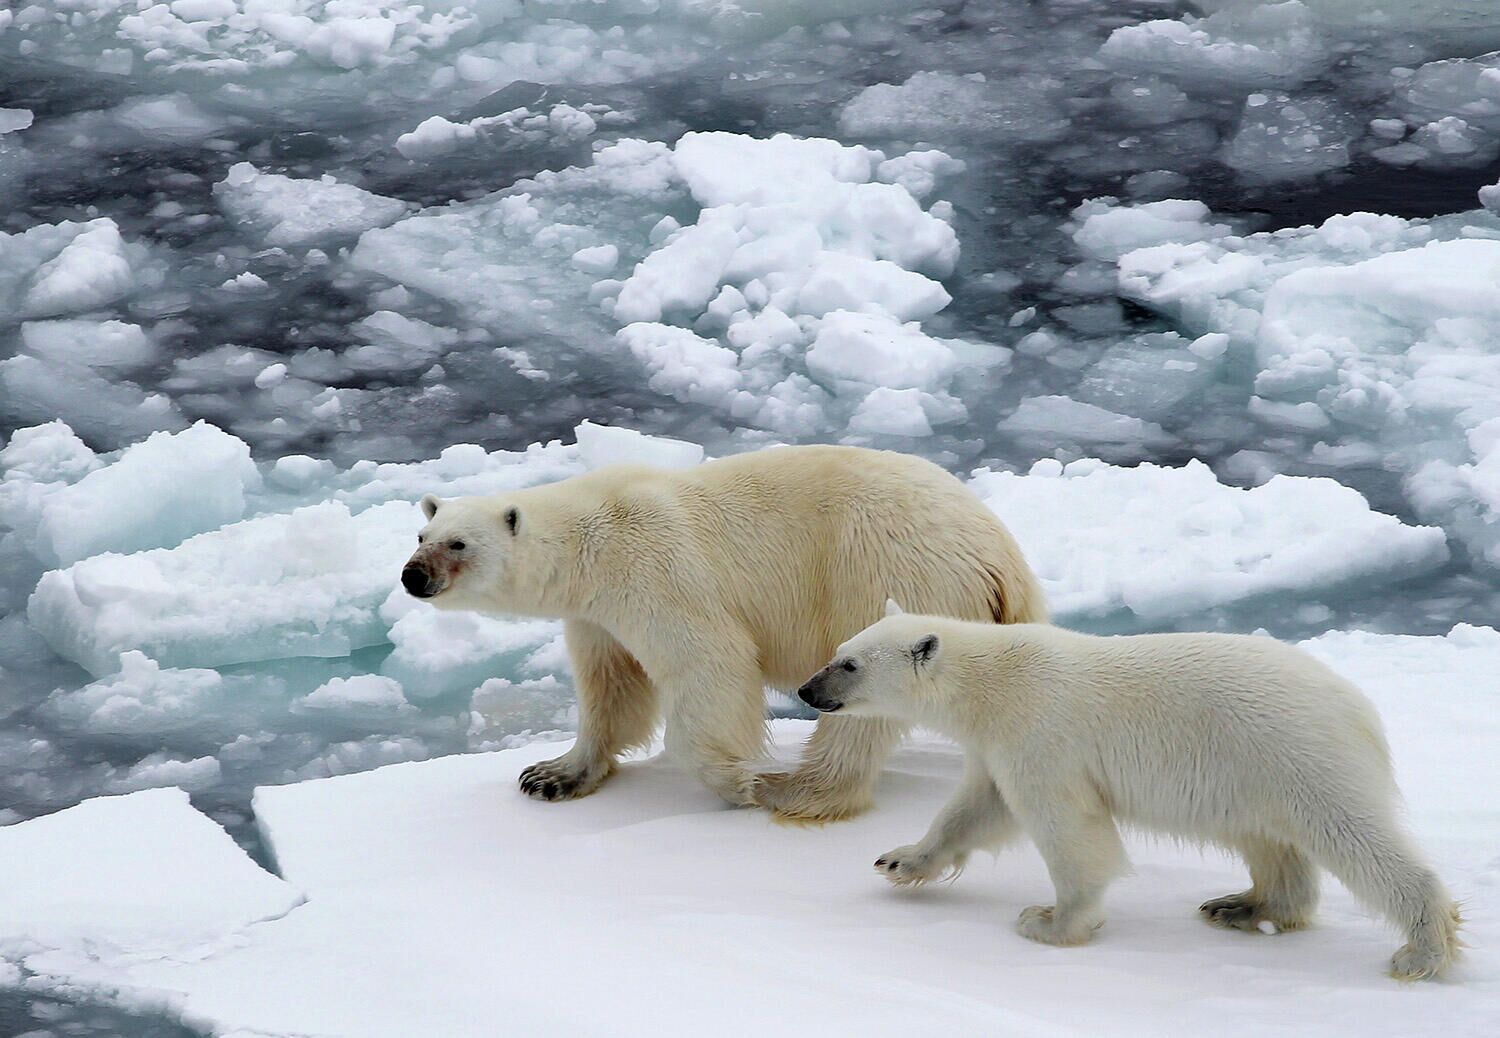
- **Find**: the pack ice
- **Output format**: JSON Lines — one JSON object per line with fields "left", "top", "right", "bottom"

{"left": 1085, "top": 194, "right": 1500, "bottom": 568}
{"left": 2, "top": 627, "right": 1496, "bottom": 1036}
{"left": 12, "top": 420, "right": 1448, "bottom": 688}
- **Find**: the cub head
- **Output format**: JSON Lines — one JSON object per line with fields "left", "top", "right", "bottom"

{"left": 796, "top": 600, "right": 944, "bottom": 722}
{"left": 401, "top": 493, "right": 522, "bottom": 609}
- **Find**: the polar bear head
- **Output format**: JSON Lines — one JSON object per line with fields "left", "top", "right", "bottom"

{"left": 402, "top": 492, "right": 533, "bottom": 613}
{"left": 796, "top": 600, "right": 943, "bottom": 721}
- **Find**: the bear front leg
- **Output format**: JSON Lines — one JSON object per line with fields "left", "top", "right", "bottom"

{"left": 754, "top": 715, "right": 907, "bottom": 823}
{"left": 1011, "top": 788, "right": 1129, "bottom": 947}
{"left": 519, "top": 620, "right": 659, "bottom": 802}
{"left": 645, "top": 629, "right": 769, "bottom": 808}
{"left": 875, "top": 756, "right": 1018, "bottom": 886}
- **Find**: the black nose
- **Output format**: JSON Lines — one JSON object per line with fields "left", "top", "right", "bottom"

{"left": 798, "top": 680, "right": 842, "bottom": 713}
{"left": 402, "top": 564, "right": 433, "bottom": 598}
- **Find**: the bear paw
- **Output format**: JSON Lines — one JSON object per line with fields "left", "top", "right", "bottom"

{"left": 1389, "top": 941, "right": 1447, "bottom": 982}
{"left": 1016, "top": 905, "right": 1099, "bottom": 947}
{"left": 873, "top": 845, "right": 958, "bottom": 887}
{"left": 750, "top": 771, "right": 869, "bottom": 825}
{"left": 518, "top": 756, "right": 606, "bottom": 802}
{"left": 1199, "top": 891, "right": 1265, "bottom": 932}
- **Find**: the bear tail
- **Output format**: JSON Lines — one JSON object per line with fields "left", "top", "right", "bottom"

{"left": 985, "top": 557, "right": 1048, "bottom": 625}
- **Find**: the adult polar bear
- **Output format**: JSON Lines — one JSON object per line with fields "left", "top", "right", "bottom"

{"left": 796, "top": 608, "right": 1460, "bottom": 980}
{"left": 402, "top": 445, "right": 1045, "bottom": 821}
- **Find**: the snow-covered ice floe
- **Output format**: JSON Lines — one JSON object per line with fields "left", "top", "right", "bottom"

{"left": 3, "top": 625, "right": 1497, "bottom": 1035}
{"left": 15, "top": 420, "right": 1447, "bottom": 685}
{"left": 1087, "top": 195, "right": 1500, "bottom": 569}
{"left": 351, "top": 131, "right": 998, "bottom": 436}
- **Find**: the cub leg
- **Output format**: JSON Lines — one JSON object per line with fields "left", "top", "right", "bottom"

{"left": 1200, "top": 838, "right": 1319, "bottom": 933}
{"left": 875, "top": 756, "right": 1020, "bottom": 886}
{"left": 1012, "top": 789, "right": 1129, "bottom": 947}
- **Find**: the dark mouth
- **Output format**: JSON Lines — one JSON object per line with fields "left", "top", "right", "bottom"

{"left": 807, "top": 700, "right": 842, "bottom": 713}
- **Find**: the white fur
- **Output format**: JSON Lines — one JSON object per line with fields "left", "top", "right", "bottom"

{"left": 819, "top": 615, "right": 1460, "bottom": 980}
{"left": 406, "top": 446, "right": 1045, "bottom": 819}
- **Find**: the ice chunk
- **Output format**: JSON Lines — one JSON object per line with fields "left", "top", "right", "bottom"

{"left": 20, "top": 319, "right": 155, "bottom": 371}
{"left": 215, "top": 163, "right": 410, "bottom": 247}
{"left": 0, "top": 353, "right": 186, "bottom": 447}
{"left": 295, "top": 675, "right": 412, "bottom": 714}
{"left": 998, "top": 397, "right": 1176, "bottom": 454}
{"left": 380, "top": 590, "right": 560, "bottom": 701}
{"left": 1072, "top": 198, "right": 1232, "bottom": 261}
{"left": 1075, "top": 333, "right": 1227, "bottom": 424}
{"left": 28, "top": 499, "right": 418, "bottom": 677}
{"left": 848, "top": 387, "right": 934, "bottom": 438}
{"left": 1100, "top": 2, "right": 1331, "bottom": 91}
{"left": 107, "top": 752, "right": 222, "bottom": 794}
{"left": 974, "top": 459, "right": 1449, "bottom": 625}
{"left": 617, "top": 322, "right": 743, "bottom": 407}
{"left": 0, "top": 107, "right": 32, "bottom": 134}
{"left": 0, "top": 218, "right": 157, "bottom": 321}
{"left": 46, "top": 651, "right": 223, "bottom": 736}
{"left": 0, "top": 421, "right": 99, "bottom": 484}
{"left": 805, "top": 311, "right": 957, "bottom": 392}
{"left": 29, "top": 422, "right": 260, "bottom": 567}
{"left": 839, "top": 71, "right": 1069, "bottom": 142}
{"left": 1221, "top": 92, "right": 1357, "bottom": 182}
{"left": 574, "top": 420, "right": 704, "bottom": 469}
{"left": 0, "top": 787, "right": 299, "bottom": 959}
{"left": 1114, "top": 201, "right": 1500, "bottom": 567}
{"left": 354, "top": 132, "right": 969, "bottom": 431}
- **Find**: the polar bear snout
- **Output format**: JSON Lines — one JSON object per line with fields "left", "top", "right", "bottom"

{"left": 402, "top": 563, "right": 438, "bottom": 599}
{"left": 798, "top": 666, "right": 849, "bottom": 713}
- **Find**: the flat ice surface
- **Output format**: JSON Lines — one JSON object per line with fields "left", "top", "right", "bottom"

{"left": 0, "top": 787, "right": 299, "bottom": 960}
{"left": 6, "top": 626, "right": 1497, "bottom": 1035}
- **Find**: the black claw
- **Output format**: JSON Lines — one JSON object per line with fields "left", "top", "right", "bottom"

{"left": 543, "top": 782, "right": 558, "bottom": 799}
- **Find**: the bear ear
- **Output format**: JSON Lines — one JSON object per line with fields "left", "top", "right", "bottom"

{"left": 420, "top": 494, "right": 441, "bottom": 520}
{"left": 884, "top": 598, "right": 905, "bottom": 618}
{"left": 911, "top": 633, "right": 940, "bottom": 667}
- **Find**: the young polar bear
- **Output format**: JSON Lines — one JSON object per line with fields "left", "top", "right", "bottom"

{"left": 797, "top": 606, "right": 1460, "bottom": 980}
{"left": 402, "top": 447, "right": 1045, "bottom": 820}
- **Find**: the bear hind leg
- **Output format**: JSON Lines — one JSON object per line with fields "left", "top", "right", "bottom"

{"left": 1201, "top": 838, "right": 1319, "bottom": 934}
{"left": 753, "top": 715, "right": 907, "bottom": 823}
{"left": 1301, "top": 812, "right": 1460, "bottom": 980}
{"left": 519, "top": 620, "right": 659, "bottom": 802}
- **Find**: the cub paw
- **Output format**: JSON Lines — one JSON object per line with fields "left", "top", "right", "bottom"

{"left": 873, "top": 845, "right": 955, "bottom": 887}
{"left": 1199, "top": 892, "right": 1262, "bottom": 932}
{"left": 518, "top": 756, "right": 604, "bottom": 802}
{"left": 1016, "top": 905, "right": 1098, "bottom": 947}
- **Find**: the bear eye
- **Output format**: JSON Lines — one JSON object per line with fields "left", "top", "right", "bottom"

{"left": 841, "top": 659, "right": 858, "bottom": 672}
{"left": 449, "top": 539, "right": 466, "bottom": 551}
{"left": 416, "top": 534, "right": 425, "bottom": 544}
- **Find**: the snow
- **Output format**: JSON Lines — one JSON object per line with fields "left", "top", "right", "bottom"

{"left": 5, "top": 623, "right": 1497, "bottom": 1034}
{"left": 6, "top": 0, "right": 1500, "bottom": 1026}
{"left": 0, "top": 787, "right": 299, "bottom": 960}
{"left": 1108, "top": 201, "right": 1500, "bottom": 568}
{"left": 17, "top": 422, "right": 259, "bottom": 567}
{"left": 975, "top": 458, "right": 1449, "bottom": 625}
